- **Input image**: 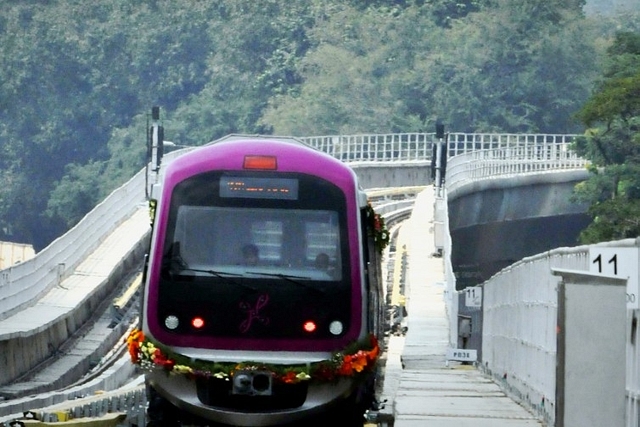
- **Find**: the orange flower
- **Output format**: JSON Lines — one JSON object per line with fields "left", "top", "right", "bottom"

{"left": 127, "top": 329, "right": 145, "bottom": 344}
{"left": 125, "top": 329, "right": 145, "bottom": 363}
{"left": 127, "top": 343, "right": 139, "bottom": 363}
{"left": 367, "top": 336, "right": 380, "bottom": 361}
{"left": 351, "top": 352, "right": 368, "bottom": 373}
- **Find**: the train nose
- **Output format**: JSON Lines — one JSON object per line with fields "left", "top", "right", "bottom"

{"left": 232, "top": 370, "right": 273, "bottom": 396}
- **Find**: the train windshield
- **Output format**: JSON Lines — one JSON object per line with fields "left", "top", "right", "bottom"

{"left": 169, "top": 206, "right": 342, "bottom": 281}
{"left": 161, "top": 171, "right": 348, "bottom": 284}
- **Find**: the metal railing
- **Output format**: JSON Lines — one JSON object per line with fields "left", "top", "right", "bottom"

{"left": 445, "top": 143, "right": 587, "bottom": 198}
{"left": 477, "top": 240, "right": 640, "bottom": 427}
{"left": 299, "top": 132, "right": 578, "bottom": 163}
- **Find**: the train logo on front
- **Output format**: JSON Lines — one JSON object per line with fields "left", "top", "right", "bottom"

{"left": 239, "top": 294, "right": 270, "bottom": 333}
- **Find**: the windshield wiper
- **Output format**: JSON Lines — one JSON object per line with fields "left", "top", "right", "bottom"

{"left": 247, "top": 272, "right": 325, "bottom": 294}
{"left": 169, "top": 267, "right": 259, "bottom": 292}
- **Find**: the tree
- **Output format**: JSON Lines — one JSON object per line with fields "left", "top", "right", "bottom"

{"left": 421, "top": 0, "right": 597, "bottom": 133}
{"left": 262, "top": 0, "right": 599, "bottom": 135}
{"left": 0, "top": 0, "right": 220, "bottom": 248}
{"left": 572, "top": 31, "right": 640, "bottom": 243}
{"left": 261, "top": 4, "right": 450, "bottom": 135}
{"left": 0, "top": 0, "right": 630, "bottom": 250}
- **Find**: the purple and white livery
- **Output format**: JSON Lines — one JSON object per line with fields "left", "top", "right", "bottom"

{"left": 141, "top": 137, "right": 384, "bottom": 426}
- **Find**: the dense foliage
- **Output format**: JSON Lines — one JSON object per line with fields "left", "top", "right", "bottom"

{"left": 572, "top": 32, "right": 640, "bottom": 243}
{"left": 0, "top": 0, "right": 638, "bottom": 249}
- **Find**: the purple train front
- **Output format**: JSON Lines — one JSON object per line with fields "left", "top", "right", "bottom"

{"left": 136, "top": 137, "right": 384, "bottom": 426}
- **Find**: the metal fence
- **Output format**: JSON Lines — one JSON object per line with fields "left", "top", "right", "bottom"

{"left": 445, "top": 142, "right": 587, "bottom": 198}
{"left": 299, "top": 132, "right": 578, "bottom": 163}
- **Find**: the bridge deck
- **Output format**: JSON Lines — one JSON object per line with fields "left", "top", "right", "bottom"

{"left": 379, "top": 188, "right": 543, "bottom": 426}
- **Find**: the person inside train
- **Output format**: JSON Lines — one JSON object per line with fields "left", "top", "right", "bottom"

{"left": 315, "top": 253, "right": 330, "bottom": 270}
{"left": 242, "top": 244, "right": 259, "bottom": 266}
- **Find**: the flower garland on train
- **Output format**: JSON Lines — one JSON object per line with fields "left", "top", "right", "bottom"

{"left": 366, "top": 202, "right": 390, "bottom": 254}
{"left": 126, "top": 329, "right": 380, "bottom": 384}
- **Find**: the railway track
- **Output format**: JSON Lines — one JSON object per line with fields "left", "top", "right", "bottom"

{"left": 0, "top": 271, "right": 142, "bottom": 425}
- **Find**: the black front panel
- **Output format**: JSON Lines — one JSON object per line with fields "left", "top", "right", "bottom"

{"left": 157, "top": 278, "right": 351, "bottom": 339}
{"left": 196, "top": 376, "right": 308, "bottom": 411}
{"left": 157, "top": 170, "right": 352, "bottom": 341}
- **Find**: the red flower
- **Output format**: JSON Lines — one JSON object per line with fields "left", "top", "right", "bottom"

{"left": 152, "top": 348, "right": 175, "bottom": 370}
{"left": 281, "top": 371, "right": 298, "bottom": 384}
{"left": 338, "top": 355, "right": 354, "bottom": 376}
{"left": 374, "top": 214, "right": 381, "bottom": 231}
{"left": 368, "top": 335, "right": 380, "bottom": 361}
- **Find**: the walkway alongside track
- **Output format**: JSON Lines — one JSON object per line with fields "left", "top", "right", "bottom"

{"left": 379, "top": 188, "right": 543, "bottom": 426}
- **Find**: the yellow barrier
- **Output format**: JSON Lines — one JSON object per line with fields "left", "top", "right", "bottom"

{"left": 16, "top": 413, "right": 126, "bottom": 427}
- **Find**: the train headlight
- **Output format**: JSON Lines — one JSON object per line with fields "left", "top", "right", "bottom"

{"left": 233, "top": 373, "right": 253, "bottom": 394}
{"left": 329, "top": 320, "right": 343, "bottom": 335}
{"left": 191, "top": 316, "right": 205, "bottom": 329}
{"left": 164, "top": 315, "right": 180, "bottom": 330}
{"left": 232, "top": 370, "right": 273, "bottom": 396}
{"left": 303, "top": 320, "right": 317, "bottom": 333}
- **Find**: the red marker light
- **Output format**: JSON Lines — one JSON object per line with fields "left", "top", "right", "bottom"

{"left": 192, "top": 317, "right": 205, "bottom": 329}
{"left": 303, "top": 320, "right": 317, "bottom": 333}
{"left": 243, "top": 155, "right": 277, "bottom": 170}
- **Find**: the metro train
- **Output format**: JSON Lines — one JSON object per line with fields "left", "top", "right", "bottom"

{"left": 128, "top": 136, "right": 387, "bottom": 426}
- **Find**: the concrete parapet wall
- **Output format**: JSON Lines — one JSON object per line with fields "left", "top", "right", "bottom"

{"left": 447, "top": 170, "right": 591, "bottom": 288}
{"left": 0, "top": 356, "right": 139, "bottom": 422}
{"left": 0, "top": 228, "right": 150, "bottom": 388}
{"left": 0, "top": 169, "right": 147, "bottom": 322}
{"left": 447, "top": 170, "right": 589, "bottom": 229}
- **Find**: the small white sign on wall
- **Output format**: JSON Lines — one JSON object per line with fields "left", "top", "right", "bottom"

{"left": 464, "top": 286, "right": 482, "bottom": 307}
{"left": 589, "top": 247, "right": 639, "bottom": 309}
{"left": 446, "top": 348, "right": 477, "bottom": 362}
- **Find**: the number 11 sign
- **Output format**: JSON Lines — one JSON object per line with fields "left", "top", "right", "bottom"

{"left": 589, "top": 247, "right": 638, "bottom": 309}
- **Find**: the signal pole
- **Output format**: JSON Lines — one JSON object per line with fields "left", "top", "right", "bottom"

{"left": 435, "top": 122, "right": 445, "bottom": 197}
{"left": 145, "top": 106, "right": 164, "bottom": 200}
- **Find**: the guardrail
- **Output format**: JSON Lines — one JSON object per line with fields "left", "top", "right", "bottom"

{"left": 445, "top": 143, "right": 587, "bottom": 198}
{"left": 299, "top": 132, "right": 578, "bottom": 163}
